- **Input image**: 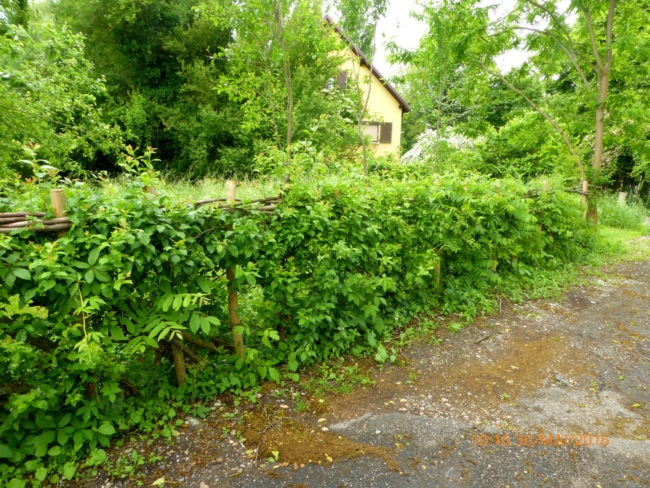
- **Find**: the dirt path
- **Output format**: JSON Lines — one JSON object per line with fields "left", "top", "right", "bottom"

{"left": 83, "top": 240, "right": 650, "bottom": 488}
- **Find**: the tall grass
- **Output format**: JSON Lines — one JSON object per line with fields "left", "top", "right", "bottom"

{"left": 157, "top": 177, "right": 285, "bottom": 202}
{"left": 598, "top": 194, "right": 649, "bottom": 230}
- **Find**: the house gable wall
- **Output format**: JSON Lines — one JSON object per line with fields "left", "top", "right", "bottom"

{"left": 339, "top": 57, "right": 405, "bottom": 158}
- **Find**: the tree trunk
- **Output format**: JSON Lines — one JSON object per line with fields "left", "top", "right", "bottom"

{"left": 583, "top": 0, "right": 616, "bottom": 225}
{"left": 274, "top": 0, "right": 294, "bottom": 169}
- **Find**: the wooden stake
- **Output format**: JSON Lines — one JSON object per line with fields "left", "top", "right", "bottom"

{"left": 170, "top": 340, "right": 187, "bottom": 386}
{"left": 50, "top": 189, "right": 66, "bottom": 218}
{"left": 225, "top": 180, "right": 245, "bottom": 357}
{"left": 582, "top": 180, "right": 598, "bottom": 225}
{"left": 227, "top": 267, "right": 244, "bottom": 357}
{"left": 50, "top": 189, "right": 67, "bottom": 236}
{"left": 226, "top": 179, "right": 237, "bottom": 203}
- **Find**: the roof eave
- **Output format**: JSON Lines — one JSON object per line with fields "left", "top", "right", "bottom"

{"left": 325, "top": 16, "right": 411, "bottom": 113}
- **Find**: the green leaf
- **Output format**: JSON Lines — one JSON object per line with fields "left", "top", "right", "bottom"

{"left": 12, "top": 268, "right": 31, "bottom": 281}
{"left": 196, "top": 277, "right": 212, "bottom": 293}
{"left": 189, "top": 313, "right": 201, "bottom": 334}
{"left": 88, "top": 246, "right": 101, "bottom": 266}
{"left": 287, "top": 356, "right": 299, "bottom": 372}
{"left": 4, "top": 272, "right": 16, "bottom": 288}
{"left": 35, "top": 413, "right": 56, "bottom": 429}
{"left": 35, "top": 466, "right": 48, "bottom": 482}
{"left": 7, "top": 478, "right": 27, "bottom": 488}
{"left": 97, "top": 422, "right": 115, "bottom": 436}
{"left": 84, "top": 269, "right": 94, "bottom": 284}
{"left": 62, "top": 462, "right": 76, "bottom": 480}
{"left": 57, "top": 413, "right": 72, "bottom": 428}
{"left": 110, "top": 324, "right": 127, "bottom": 340}
{"left": 0, "top": 444, "right": 13, "bottom": 458}
{"left": 200, "top": 317, "right": 211, "bottom": 335}
{"left": 48, "top": 445, "right": 62, "bottom": 456}
{"left": 374, "top": 344, "right": 388, "bottom": 363}
{"left": 57, "top": 429, "right": 71, "bottom": 446}
{"left": 86, "top": 448, "right": 107, "bottom": 466}
{"left": 268, "top": 366, "right": 280, "bottom": 383}
{"left": 73, "top": 431, "right": 85, "bottom": 449}
{"left": 94, "top": 270, "right": 111, "bottom": 282}
{"left": 33, "top": 430, "right": 56, "bottom": 457}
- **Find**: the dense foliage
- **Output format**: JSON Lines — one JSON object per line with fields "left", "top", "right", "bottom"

{"left": 2, "top": 1, "right": 647, "bottom": 191}
{"left": 0, "top": 2, "right": 646, "bottom": 486}
{"left": 52, "top": 0, "right": 253, "bottom": 176}
{"left": 0, "top": 0, "right": 366, "bottom": 179}
{"left": 0, "top": 169, "right": 594, "bottom": 485}
{"left": 0, "top": 20, "right": 121, "bottom": 179}
{"left": 49, "top": 0, "right": 363, "bottom": 177}
{"left": 397, "top": 0, "right": 649, "bottom": 201}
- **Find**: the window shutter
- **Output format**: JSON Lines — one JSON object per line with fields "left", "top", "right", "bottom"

{"left": 379, "top": 122, "right": 392, "bottom": 144}
{"left": 337, "top": 71, "right": 348, "bottom": 89}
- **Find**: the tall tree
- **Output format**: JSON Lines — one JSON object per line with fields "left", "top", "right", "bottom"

{"left": 395, "top": 0, "right": 496, "bottom": 157}
{"left": 0, "top": 17, "right": 121, "bottom": 178}
{"left": 53, "top": 0, "right": 243, "bottom": 176}
{"left": 204, "top": 0, "right": 357, "bottom": 176}
{"left": 507, "top": 0, "right": 618, "bottom": 221}
{"left": 402, "top": 0, "right": 646, "bottom": 221}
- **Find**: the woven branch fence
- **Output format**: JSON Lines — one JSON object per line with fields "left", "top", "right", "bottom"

{"left": 2, "top": 182, "right": 281, "bottom": 382}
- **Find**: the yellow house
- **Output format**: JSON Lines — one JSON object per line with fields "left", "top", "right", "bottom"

{"left": 329, "top": 21, "right": 411, "bottom": 158}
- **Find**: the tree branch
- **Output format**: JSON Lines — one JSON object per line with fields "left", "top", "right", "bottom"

{"left": 513, "top": 25, "right": 592, "bottom": 87}
{"left": 478, "top": 60, "right": 585, "bottom": 180}
{"left": 583, "top": 9, "right": 603, "bottom": 71}
{"left": 521, "top": 0, "right": 576, "bottom": 51}
{"left": 605, "top": 0, "right": 616, "bottom": 67}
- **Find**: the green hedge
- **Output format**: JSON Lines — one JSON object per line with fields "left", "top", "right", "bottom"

{"left": 0, "top": 173, "right": 592, "bottom": 485}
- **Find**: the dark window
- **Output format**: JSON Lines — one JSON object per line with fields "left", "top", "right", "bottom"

{"left": 379, "top": 122, "right": 392, "bottom": 144}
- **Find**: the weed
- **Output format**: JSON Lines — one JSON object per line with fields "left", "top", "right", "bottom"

{"left": 267, "top": 450, "right": 280, "bottom": 463}
{"left": 305, "top": 359, "right": 375, "bottom": 397}
{"left": 104, "top": 449, "right": 162, "bottom": 480}
{"left": 447, "top": 322, "right": 465, "bottom": 333}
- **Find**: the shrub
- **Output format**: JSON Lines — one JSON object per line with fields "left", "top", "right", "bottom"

{"left": 0, "top": 172, "right": 593, "bottom": 484}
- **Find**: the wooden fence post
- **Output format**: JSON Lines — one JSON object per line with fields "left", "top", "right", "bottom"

{"left": 50, "top": 189, "right": 67, "bottom": 236}
{"left": 226, "top": 180, "right": 245, "bottom": 357}
{"left": 50, "top": 189, "right": 66, "bottom": 218}
{"left": 171, "top": 341, "right": 187, "bottom": 386}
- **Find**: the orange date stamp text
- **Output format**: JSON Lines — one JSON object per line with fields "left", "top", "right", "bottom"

{"left": 472, "top": 433, "right": 610, "bottom": 447}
